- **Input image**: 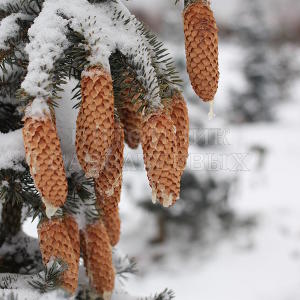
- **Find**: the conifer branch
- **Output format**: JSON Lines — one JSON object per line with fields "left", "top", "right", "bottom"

{"left": 28, "top": 259, "right": 68, "bottom": 293}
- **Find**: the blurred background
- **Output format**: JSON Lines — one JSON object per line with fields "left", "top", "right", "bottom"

{"left": 27, "top": 0, "right": 300, "bottom": 299}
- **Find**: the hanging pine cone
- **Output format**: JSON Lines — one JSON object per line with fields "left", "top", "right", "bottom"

{"left": 184, "top": 0, "right": 219, "bottom": 101}
{"left": 119, "top": 78, "right": 143, "bottom": 149}
{"left": 102, "top": 207, "right": 121, "bottom": 247}
{"left": 141, "top": 112, "right": 181, "bottom": 207}
{"left": 81, "top": 220, "right": 115, "bottom": 299}
{"left": 38, "top": 218, "right": 80, "bottom": 294}
{"left": 94, "top": 121, "right": 124, "bottom": 198}
{"left": 94, "top": 121, "right": 124, "bottom": 246}
{"left": 170, "top": 92, "right": 189, "bottom": 176}
{"left": 76, "top": 65, "right": 114, "bottom": 178}
{"left": 23, "top": 113, "right": 68, "bottom": 215}
{"left": 63, "top": 215, "right": 80, "bottom": 262}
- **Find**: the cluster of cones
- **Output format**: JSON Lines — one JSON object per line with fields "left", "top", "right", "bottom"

{"left": 22, "top": 63, "right": 189, "bottom": 297}
{"left": 183, "top": 0, "right": 219, "bottom": 102}
{"left": 21, "top": 0, "right": 219, "bottom": 296}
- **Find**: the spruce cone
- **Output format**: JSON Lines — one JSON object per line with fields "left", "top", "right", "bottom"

{"left": 38, "top": 218, "right": 79, "bottom": 294}
{"left": 94, "top": 121, "right": 124, "bottom": 198}
{"left": 141, "top": 113, "right": 180, "bottom": 207}
{"left": 76, "top": 65, "right": 114, "bottom": 178}
{"left": 102, "top": 207, "right": 121, "bottom": 247}
{"left": 119, "top": 86, "right": 143, "bottom": 149}
{"left": 184, "top": 1, "right": 219, "bottom": 101}
{"left": 82, "top": 220, "right": 115, "bottom": 299}
{"left": 94, "top": 121, "right": 124, "bottom": 246}
{"left": 23, "top": 114, "right": 68, "bottom": 214}
{"left": 170, "top": 92, "right": 189, "bottom": 176}
{"left": 63, "top": 215, "right": 80, "bottom": 261}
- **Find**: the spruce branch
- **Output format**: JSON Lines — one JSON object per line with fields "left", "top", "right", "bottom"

{"left": 142, "top": 289, "right": 175, "bottom": 300}
{"left": 63, "top": 172, "right": 94, "bottom": 215}
{"left": 114, "top": 255, "right": 138, "bottom": 281}
{"left": 109, "top": 50, "right": 147, "bottom": 113}
{"left": 0, "top": 274, "right": 18, "bottom": 289}
{"left": 28, "top": 259, "right": 68, "bottom": 294}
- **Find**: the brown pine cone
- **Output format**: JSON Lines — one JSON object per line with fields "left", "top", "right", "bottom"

{"left": 119, "top": 90, "right": 143, "bottom": 149}
{"left": 81, "top": 220, "right": 115, "bottom": 299}
{"left": 38, "top": 218, "right": 80, "bottom": 294}
{"left": 94, "top": 121, "right": 124, "bottom": 246}
{"left": 184, "top": 0, "right": 219, "bottom": 101}
{"left": 76, "top": 65, "right": 114, "bottom": 178}
{"left": 23, "top": 114, "right": 68, "bottom": 215}
{"left": 94, "top": 121, "right": 124, "bottom": 199}
{"left": 170, "top": 92, "right": 189, "bottom": 176}
{"left": 141, "top": 112, "right": 181, "bottom": 207}
{"left": 63, "top": 215, "right": 80, "bottom": 262}
{"left": 102, "top": 207, "right": 121, "bottom": 247}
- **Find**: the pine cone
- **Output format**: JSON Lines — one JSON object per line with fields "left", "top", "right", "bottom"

{"left": 102, "top": 207, "right": 121, "bottom": 247}
{"left": 38, "top": 218, "right": 80, "bottom": 294}
{"left": 81, "top": 220, "right": 115, "bottom": 299}
{"left": 76, "top": 65, "right": 114, "bottom": 178}
{"left": 23, "top": 114, "right": 68, "bottom": 213}
{"left": 184, "top": 1, "right": 219, "bottom": 101}
{"left": 141, "top": 113, "right": 181, "bottom": 207}
{"left": 63, "top": 215, "right": 80, "bottom": 261}
{"left": 170, "top": 92, "right": 189, "bottom": 176}
{"left": 94, "top": 121, "right": 124, "bottom": 246}
{"left": 119, "top": 80, "right": 143, "bottom": 149}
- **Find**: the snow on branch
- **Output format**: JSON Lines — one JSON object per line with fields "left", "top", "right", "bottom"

{"left": 21, "top": 1, "right": 69, "bottom": 99}
{"left": 0, "top": 13, "right": 29, "bottom": 50}
{"left": 21, "top": 0, "right": 163, "bottom": 109}
{"left": 0, "top": 129, "right": 25, "bottom": 170}
{"left": 105, "top": 0, "right": 161, "bottom": 106}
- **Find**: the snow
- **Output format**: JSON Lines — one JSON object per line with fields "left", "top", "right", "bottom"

{"left": 0, "top": 129, "right": 25, "bottom": 170}
{"left": 21, "top": 1, "right": 69, "bottom": 99}
{"left": 0, "top": 13, "right": 29, "bottom": 50}
{"left": 25, "top": 98, "right": 51, "bottom": 119}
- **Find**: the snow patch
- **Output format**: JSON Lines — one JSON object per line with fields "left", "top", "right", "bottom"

{"left": 0, "top": 13, "right": 29, "bottom": 50}
{"left": 25, "top": 98, "right": 50, "bottom": 119}
{"left": 0, "top": 129, "right": 25, "bottom": 170}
